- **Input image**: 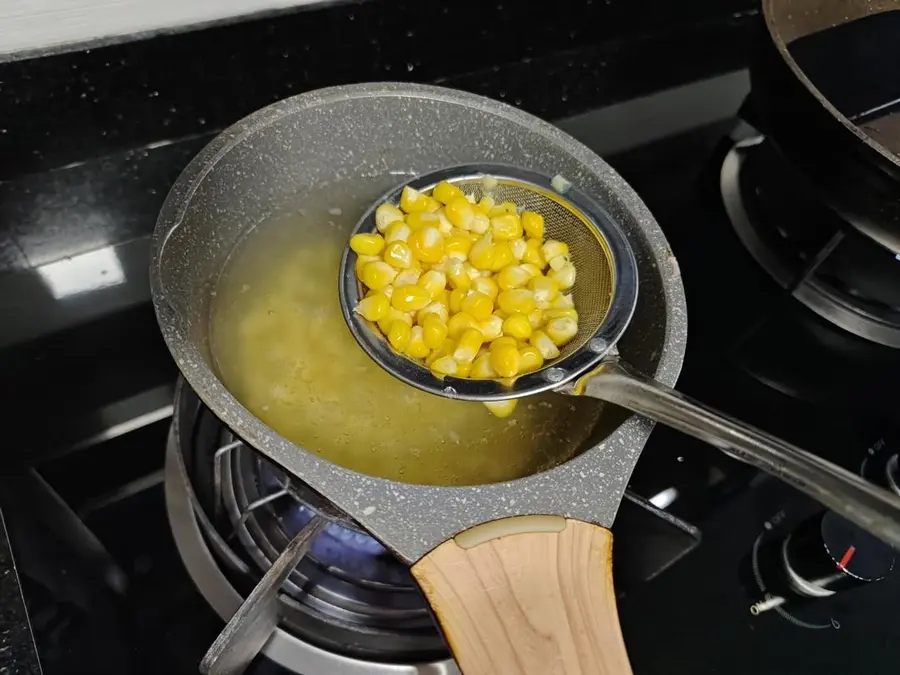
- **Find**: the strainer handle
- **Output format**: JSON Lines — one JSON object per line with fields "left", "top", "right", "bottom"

{"left": 579, "top": 361, "right": 900, "bottom": 550}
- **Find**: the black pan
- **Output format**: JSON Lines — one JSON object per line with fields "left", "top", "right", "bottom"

{"left": 752, "top": 0, "right": 900, "bottom": 252}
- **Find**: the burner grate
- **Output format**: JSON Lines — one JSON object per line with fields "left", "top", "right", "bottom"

{"left": 176, "top": 392, "right": 447, "bottom": 664}
{"left": 721, "top": 134, "right": 900, "bottom": 347}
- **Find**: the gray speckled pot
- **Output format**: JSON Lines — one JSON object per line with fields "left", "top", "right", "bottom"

{"left": 150, "top": 82, "right": 687, "bottom": 562}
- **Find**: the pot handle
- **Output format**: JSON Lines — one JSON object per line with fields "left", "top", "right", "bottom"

{"left": 575, "top": 360, "right": 900, "bottom": 550}
{"left": 411, "top": 516, "right": 632, "bottom": 675}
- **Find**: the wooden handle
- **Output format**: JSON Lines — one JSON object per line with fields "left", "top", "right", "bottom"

{"left": 411, "top": 516, "right": 632, "bottom": 675}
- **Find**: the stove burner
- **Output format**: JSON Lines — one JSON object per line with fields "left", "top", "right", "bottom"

{"left": 255, "top": 458, "right": 407, "bottom": 584}
{"left": 720, "top": 134, "right": 900, "bottom": 347}
{"left": 172, "top": 385, "right": 448, "bottom": 666}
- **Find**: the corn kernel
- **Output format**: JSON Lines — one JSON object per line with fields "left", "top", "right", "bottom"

{"left": 490, "top": 213, "right": 522, "bottom": 241}
{"left": 449, "top": 288, "right": 467, "bottom": 313}
{"left": 542, "top": 240, "right": 569, "bottom": 262}
{"left": 460, "top": 291, "right": 493, "bottom": 321}
{"left": 405, "top": 326, "right": 430, "bottom": 359}
{"left": 549, "top": 254, "right": 570, "bottom": 272}
{"left": 378, "top": 308, "right": 412, "bottom": 334}
{"left": 349, "top": 233, "right": 385, "bottom": 256}
{"left": 375, "top": 204, "right": 405, "bottom": 232}
{"left": 457, "top": 361, "right": 472, "bottom": 377}
{"left": 355, "top": 254, "right": 379, "bottom": 277}
{"left": 394, "top": 267, "right": 422, "bottom": 287}
{"left": 436, "top": 211, "right": 454, "bottom": 235}
{"left": 478, "top": 315, "right": 504, "bottom": 341}
{"left": 545, "top": 317, "right": 578, "bottom": 346}
{"left": 426, "top": 338, "right": 455, "bottom": 367}
{"left": 552, "top": 293, "right": 575, "bottom": 309}
{"left": 383, "top": 241, "right": 414, "bottom": 269}
{"left": 530, "top": 330, "right": 560, "bottom": 359}
{"left": 548, "top": 262, "right": 576, "bottom": 290}
{"left": 422, "top": 314, "right": 449, "bottom": 349}
{"left": 518, "top": 345, "right": 544, "bottom": 373}
{"left": 388, "top": 320, "right": 411, "bottom": 351}
{"left": 490, "top": 242, "right": 516, "bottom": 271}
{"left": 418, "top": 270, "right": 447, "bottom": 298}
{"left": 522, "top": 238, "right": 547, "bottom": 268}
{"left": 469, "top": 232, "right": 495, "bottom": 270}
{"left": 521, "top": 211, "right": 545, "bottom": 239}
{"left": 381, "top": 284, "right": 395, "bottom": 299}
{"left": 520, "top": 262, "right": 542, "bottom": 278}
{"left": 448, "top": 312, "right": 479, "bottom": 339}
{"left": 470, "top": 213, "right": 490, "bottom": 235}
{"left": 490, "top": 342, "right": 520, "bottom": 378}
{"left": 432, "top": 180, "right": 465, "bottom": 205}
{"left": 488, "top": 201, "right": 518, "bottom": 217}
{"left": 445, "top": 196, "right": 475, "bottom": 230}
{"left": 355, "top": 293, "right": 390, "bottom": 322}
{"left": 423, "top": 196, "right": 442, "bottom": 213}
{"left": 400, "top": 186, "right": 429, "bottom": 213}
{"left": 502, "top": 313, "right": 532, "bottom": 340}
{"left": 430, "top": 355, "right": 459, "bottom": 377}
{"left": 360, "top": 261, "right": 397, "bottom": 290}
{"left": 527, "top": 308, "right": 544, "bottom": 329}
{"left": 490, "top": 336, "right": 518, "bottom": 351}
{"left": 445, "top": 235, "right": 473, "bottom": 260}
{"left": 446, "top": 259, "right": 472, "bottom": 290}
{"left": 543, "top": 308, "right": 579, "bottom": 321}
{"left": 510, "top": 238, "right": 526, "bottom": 261}
{"left": 384, "top": 221, "right": 411, "bottom": 244}
{"left": 483, "top": 399, "right": 518, "bottom": 418}
{"left": 471, "top": 275, "right": 499, "bottom": 301}
{"left": 408, "top": 226, "right": 445, "bottom": 264}
{"left": 529, "top": 275, "right": 559, "bottom": 307}
{"left": 497, "top": 265, "right": 531, "bottom": 290}
{"left": 474, "top": 195, "right": 495, "bottom": 214}
{"left": 391, "top": 284, "right": 432, "bottom": 312}
{"left": 407, "top": 211, "right": 441, "bottom": 231}
{"left": 417, "top": 301, "right": 449, "bottom": 325}
{"left": 471, "top": 353, "right": 498, "bottom": 379}
{"left": 454, "top": 328, "right": 484, "bottom": 363}
{"left": 497, "top": 288, "right": 536, "bottom": 314}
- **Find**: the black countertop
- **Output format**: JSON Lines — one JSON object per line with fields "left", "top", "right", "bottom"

{"left": 0, "top": 1, "right": 759, "bottom": 672}
{"left": 0, "top": 515, "right": 41, "bottom": 675}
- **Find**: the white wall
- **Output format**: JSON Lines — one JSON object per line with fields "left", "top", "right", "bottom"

{"left": 0, "top": 0, "right": 329, "bottom": 60}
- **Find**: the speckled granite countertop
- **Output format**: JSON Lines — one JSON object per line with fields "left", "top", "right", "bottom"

{"left": 0, "top": 515, "right": 40, "bottom": 675}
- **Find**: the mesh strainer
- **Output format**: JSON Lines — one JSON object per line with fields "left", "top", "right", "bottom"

{"left": 340, "top": 163, "right": 900, "bottom": 552}
{"left": 339, "top": 164, "right": 638, "bottom": 401}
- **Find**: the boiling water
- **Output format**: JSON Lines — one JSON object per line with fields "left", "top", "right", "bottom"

{"left": 210, "top": 180, "right": 604, "bottom": 486}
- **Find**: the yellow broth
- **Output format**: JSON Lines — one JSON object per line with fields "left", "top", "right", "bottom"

{"left": 210, "top": 186, "right": 605, "bottom": 486}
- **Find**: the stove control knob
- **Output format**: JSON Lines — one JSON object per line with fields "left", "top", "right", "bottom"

{"left": 782, "top": 511, "right": 894, "bottom": 597}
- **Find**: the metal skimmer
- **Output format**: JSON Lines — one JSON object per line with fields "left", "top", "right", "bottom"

{"left": 340, "top": 164, "right": 637, "bottom": 400}
{"left": 340, "top": 163, "right": 900, "bottom": 551}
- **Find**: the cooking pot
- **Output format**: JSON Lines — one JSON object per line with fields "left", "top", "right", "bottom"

{"left": 152, "top": 82, "right": 685, "bottom": 673}
{"left": 752, "top": 0, "right": 900, "bottom": 252}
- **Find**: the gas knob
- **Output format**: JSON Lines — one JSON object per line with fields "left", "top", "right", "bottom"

{"left": 782, "top": 510, "right": 895, "bottom": 597}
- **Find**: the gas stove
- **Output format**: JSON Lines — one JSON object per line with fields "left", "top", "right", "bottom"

{"left": 2, "top": 47, "right": 900, "bottom": 675}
